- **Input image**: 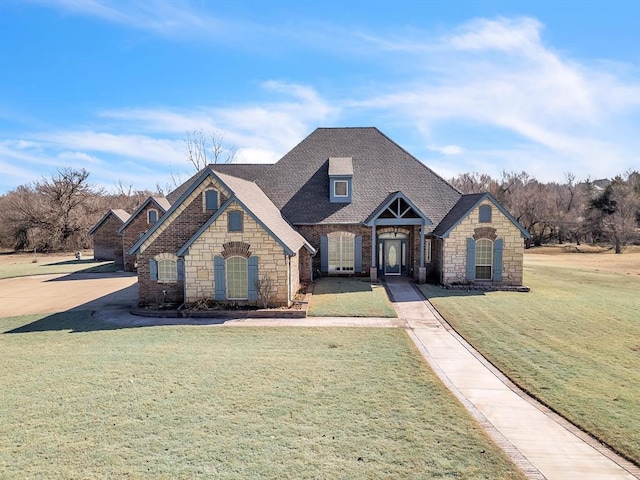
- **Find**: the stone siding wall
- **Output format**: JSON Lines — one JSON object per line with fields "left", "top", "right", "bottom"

{"left": 137, "top": 177, "right": 229, "bottom": 306}
{"left": 92, "top": 214, "right": 124, "bottom": 266}
{"left": 442, "top": 199, "right": 525, "bottom": 286}
{"left": 184, "top": 201, "right": 291, "bottom": 306}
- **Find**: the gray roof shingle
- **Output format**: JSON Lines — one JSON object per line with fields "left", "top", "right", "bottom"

{"left": 255, "top": 127, "right": 461, "bottom": 225}
{"left": 88, "top": 209, "right": 130, "bottom": 235}
{"left": 431, "top": 193, "right": 486, "bottom": 237}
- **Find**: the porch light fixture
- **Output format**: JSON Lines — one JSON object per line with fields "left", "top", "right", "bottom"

{"left": 393, "top": 226, "right": 399, "bottom": 237}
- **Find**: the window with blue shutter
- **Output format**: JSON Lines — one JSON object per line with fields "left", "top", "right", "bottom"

{"left": 248, "top": 256, "right": 259, "bottom": 301}
{"left": 228, "top": 211, "right": 243, "bottom": 232}
{"left": 492, "top": 239, "right": 504, "bottom": 282}
{"left": 466, "top": 238, "right": 476, "bottom": 280}
{"left": 214, "top": 256, "right": 226, "bottom": 300}
{"left": 479, "top": 205, "right": 492, "bottom": 223}
{"left": 354, "top": 235, "right": 363, "bottom": 272}
{"left": 320, "top": 235, "right": 328, "bottom": 273}
{"left": 149, "top": 259, "right": 158, "bottom": 281}
{"left": 177, "top": 258, "right": 185, "bottom": 282}
{"left": 205, "top": 189, "right": 218, "bottom": 211}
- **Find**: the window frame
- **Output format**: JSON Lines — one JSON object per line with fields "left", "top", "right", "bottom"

{"left": 204, "top": 189, "right": 219, "bottom": 211}
{"left": 479, "top": 204, "right": 492, "bottom": 223}
{"left": 334, "top": 180, "right": 349, "bottom": 198}
{"left": 226, "top": 256, "right": 248, "bottom": 300}
{"left": 475, "top": 238, "right": 493, "bottom": 280}
{"left": 147, "top": 208, "right": 158, "bottom": 224}
{"left": 158, "top": 259, "right": 177, "bottom": 282}
{"left": 228, "top": 210, "right": 244, "bottom": 232}
{"left": 424, "top": 238, "right": 432, "bottom": 263}
{"left": 328, "top": 232, "right": 355, "bottom": 273}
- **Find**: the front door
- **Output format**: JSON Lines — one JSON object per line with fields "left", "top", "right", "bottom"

{"left": 384, "top": 240, "right": 401, "bottom": 275}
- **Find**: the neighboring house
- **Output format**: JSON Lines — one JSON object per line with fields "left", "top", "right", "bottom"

{"left": 126, "top": 127, "right": 530, "bottom": 308}
{"left": 89, "top": 209, "right": 130, "bottom": 267}
{"left": 118, "top": 196, "right": 171, "bottom": 272}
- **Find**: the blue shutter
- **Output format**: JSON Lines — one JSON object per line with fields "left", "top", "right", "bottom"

{"left": 354, "top": 235, "right": 363, "bottom": 272}
{"left": 493, "top": 238, "right": 504, "bottom": 282}
{"left": 177, "top": 258, "right": 185, "bottom": 282}
{"left": 149, "top": 259, "right": 158, "bottom": 281}
{"left": 248, "top": 256, "right": 259, "bottom": 301}
{"left": 214, "top": 256, "right": 226, "bottom": 300}
{"left": 205, "top": 190, "right": 218, "bottom": 210}
{"left": 320, "top": 235, "right": 328, "bottom": 273}
{"left": 466, "top": 238, "right": 476, "bottom": 280}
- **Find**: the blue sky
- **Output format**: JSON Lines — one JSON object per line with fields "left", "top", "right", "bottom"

{"left": 1, "top": 0, "right": 639, "bottom": 194}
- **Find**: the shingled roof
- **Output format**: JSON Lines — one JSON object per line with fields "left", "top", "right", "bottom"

{"left": 255, "top": 127, "right": 461, "bottom": 226}
{"left": 118, "top": 196, "right": 171, "bottom": 233}
{"left": 166, "top": 164, "right": 271, "bottom": 204}
{"left": 88, "top": 209, "right": 130, "bottom": 235}
{"left": 172, "top": 170, "right": 314, "bottom": 257}
{"left": 432, "top": 192, "right": 531, "bottom": 239}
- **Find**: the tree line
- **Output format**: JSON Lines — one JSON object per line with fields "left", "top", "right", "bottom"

{"left": 449, "top": 170, "right": 640, "bottom": 253}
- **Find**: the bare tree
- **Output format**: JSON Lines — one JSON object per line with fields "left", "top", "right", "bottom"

{"left": 588, "top": 171, "right": 640, "bottom": 253}
{"left": 450, "top": 172, "right": 497, "bottom": 194}
{"left": 2, "top": 168, "right": 103, "bottom": 251}
{"left": 184, "top": 129, "right": 238, "bottom": 171}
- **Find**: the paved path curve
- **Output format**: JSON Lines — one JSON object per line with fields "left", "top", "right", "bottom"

{"left": 385, "top": 280, "right": 640, "bottom": 480}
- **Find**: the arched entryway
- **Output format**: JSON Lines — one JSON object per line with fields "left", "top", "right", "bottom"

{"left": 377, "top": 232, "right": 409, "bottom": 276}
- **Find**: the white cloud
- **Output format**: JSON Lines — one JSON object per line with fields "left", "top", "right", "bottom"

{"left": 428, "top": 144, "right": 464, "bottom": 155}
{"left": 353, "top": 16, "right": 640, "bottom": 180}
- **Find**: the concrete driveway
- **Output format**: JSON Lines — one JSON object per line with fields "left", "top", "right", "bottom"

{"left": 0, "top": 272, "right": 137, "bottom": 317}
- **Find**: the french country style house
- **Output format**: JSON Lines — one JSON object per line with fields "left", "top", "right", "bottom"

{"left": 121, "top": 127, "right": 529, "bottom": 308}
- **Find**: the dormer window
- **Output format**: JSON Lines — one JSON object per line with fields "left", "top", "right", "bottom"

{"left": 334, "top": 180, "right": 348, "bottom": 197}
{"left": 329, "top": 157, "right": 353, "bottom": 204}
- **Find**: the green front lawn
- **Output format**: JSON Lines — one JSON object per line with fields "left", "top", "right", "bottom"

{"left": 1, "top": 313, "right": 524, "bottom": 479}
{"left": 418, "top": 254, "right": 640, "bottom": 463}
{"left": 308, "top": 277, "right": 396, "bottom": 317}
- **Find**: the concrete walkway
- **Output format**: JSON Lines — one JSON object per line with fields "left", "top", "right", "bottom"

{"left": 385, "top": 279, "right": 640, "bottom": 480}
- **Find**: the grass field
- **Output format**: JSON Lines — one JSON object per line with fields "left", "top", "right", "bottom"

{"left": 308, "top": 277, "right": 396, "bottom": 317}
{"left": 0, "top": 313, "right": 525, "bottom": 479}
{"left": 0, "top": 251, "right": 117, "bottom": 279}
{"left": 418, "top": 248, "right": 640, "bottom": 463}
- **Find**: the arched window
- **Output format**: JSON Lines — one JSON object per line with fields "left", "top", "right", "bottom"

{"left": 226, "top": 256, "right": 248, "bottom": 299}
{"left": 204, "top": 189, "right": 219, "bottom": 211}
{"left": 158, "top": 258, "right": 177, "bottom": 281}
{"left": 147, "top": 209, "right": 158, "bottom": 224}
{"left": 328, "top": 231, "right": 354, "bottom": 272}
{"left": 475, "top": 239, "right": 493, "bottom": 280}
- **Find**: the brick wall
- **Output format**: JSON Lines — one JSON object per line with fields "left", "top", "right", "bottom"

{"left": 442, "top": 199, "right": 525, "bottom": 286}
{"left": 122, "top": 204, "right": 167, "bottom": 272}
{"left": 92, "top": 214, "right": 124, "bottom": 266}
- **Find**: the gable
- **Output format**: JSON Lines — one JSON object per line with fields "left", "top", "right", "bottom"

{"left": 89, "top": 209, "right": 130, "bottom": 235}
{"left": 129, "top": 172, "right": 233, "bottom": 255}
{"left": 118, "top": 197, "right": 170, "bottom": 233}
{"left": 255, "top": 127, "right": 461, "bottom": 225}
{"left": 433, "top": 193, "right": 530, "bottom": 239}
